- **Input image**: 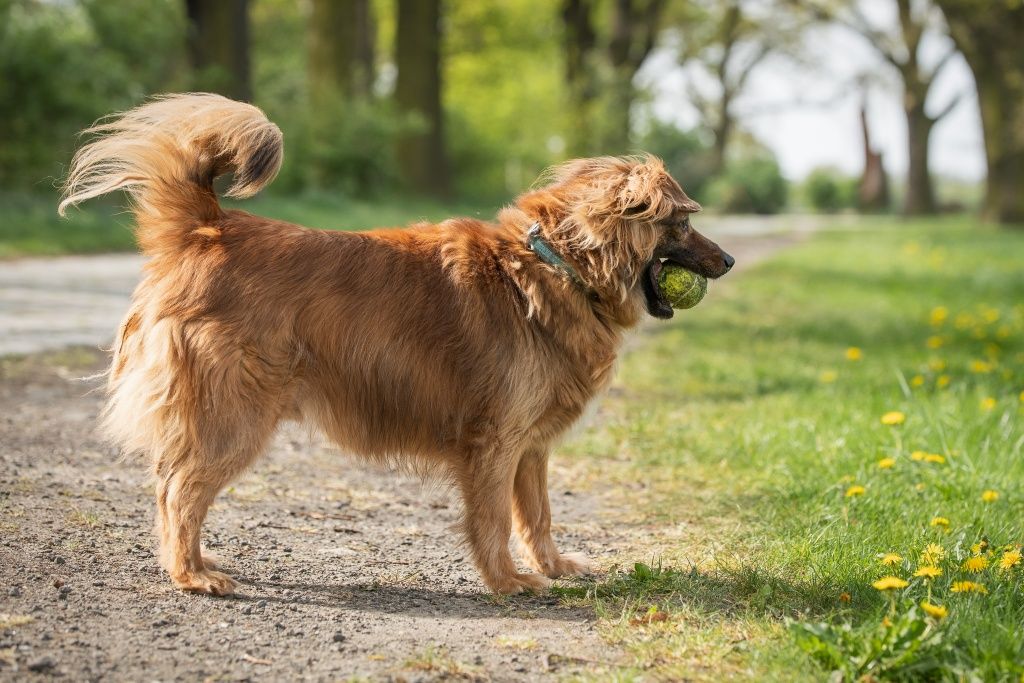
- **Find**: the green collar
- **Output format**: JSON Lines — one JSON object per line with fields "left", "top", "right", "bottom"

{"left": 525, "top": 223, "right": 585, "bottom": 288}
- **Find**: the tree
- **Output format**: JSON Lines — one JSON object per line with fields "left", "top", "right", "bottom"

{"left": 561, "top": 0, "right": 666, "bottom": 155}
{"left": 668, "top": 0, "right": 790, "bottom": 175}
{"left": 184, "top": 0, "right": 251, "bottom": 101}
{"left": 802, "top": 0, "right": 961, "bottom": 216}
{"left": 308, "top": 0, "right": 375, "bottom": 106}
{"left": 395, "top": 0, "right": 449, "bottom": 197}
{"left": 935, "top": 0, "right": 1024, "bottom": 224}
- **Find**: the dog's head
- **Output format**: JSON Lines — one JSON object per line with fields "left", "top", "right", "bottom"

{"left": 516, "top": 155, "right": 734, "bottom": 321}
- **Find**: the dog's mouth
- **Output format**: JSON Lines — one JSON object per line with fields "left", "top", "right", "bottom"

{"left": 641, "top": 259, "right": 676, "bottom": 320}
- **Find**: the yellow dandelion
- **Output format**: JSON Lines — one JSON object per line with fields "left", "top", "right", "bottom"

{"left": 880, "top": 553, "right": 903, "bottom": 566}
{"left": 910, "top": 375, "right": 925, "bottom": 387}
{"left": 845, "top": 347, "right": 863, "bottom": 361}
{"left": 929, "top": 307, "right": 949, "bottom": 326}
{"left": 877, "top": 457, "right": 896, "bottom": 469}
{"left": 926, "top": 336, "right": 945, "bottom": 349}
{"left": 911, "top": 450, "right": 927, "bottom": 461}
{"left": 914, "top": 565, "right": 942, "bottom": 579}
{"left": 970, "top": 359, "right": 994, "bottom": 374}
{"left": 881, "top": 411, "right": 906, "bottom": 426}
{"left": 970, "top": 541, "right": 988, "bottom": 555}
{"left": 915, "top": 482, "right": 926, "bottom": 492}
{"left": 928, "top": 358, "right": 947, "bottom": 372}
{"left": 981, "top": 307, "right": 1000, "bottom": 324}
{"left": 923, "top": 454, "right": 946, "bottom": 464}
{"left": 845, "top": 485, "right": 866, "bottom": 498}
{"left": 839, "top": 592, "right": 851, "bottom": 603}
{"left": 937, "top": 375, "right": 951, "bottom": 389}
{"left": 921, "top": 543, "right": 945, "bottom": 564}
{"left": 872, "top": 576, "right": 908, "bottom": 591}
{"left": 963, "top": 556, "right": 989, "bottom": 573}
{"left": 930, "top": 517, "right": 950, "bottom": 529}
{"left": 981, "top": 490, "right": 1000, "bottom": 503}
{"left": 920, "top": 601, "right": 948, "bottom": 619}
{"left": 819, "top": 370, "right": 838, "bottom": 383}
{"left": 1020, "top": 390, "right": 1024, "bottom": 403}
{"left": 950, "top": 580, "right": 987, "bottom": 594}
{"left": 999, "top": 549, "right": 1021, "bottom": 571}
{"left": 981, "top": 397, "right": 997, "bottom": 411}
{"left": 996, "top": 325, "right": 1011, "bottom": 339}
{"left": 954, "top": 312, "right": 975, "bottom": 330}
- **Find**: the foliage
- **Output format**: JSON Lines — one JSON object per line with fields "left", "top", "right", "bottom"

{"left": 0, "top": 0, "right": 184, "bottom": 189}
{"left": 706, "top": 155, "right": 789, "bottom": 213}
{"left": 639, "top": 121, "right": 717, "bottom": 201}
{"left": 791, "top": 604, "right": 956, "bottom": 680}
{"left": 803, "top": 167, "right": 858, "bottom": 213}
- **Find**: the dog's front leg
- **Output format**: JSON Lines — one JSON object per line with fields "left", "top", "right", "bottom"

{"left": 512, "top": 448, "right": 591, "bottom": 579}
{"left": 456, "top": 448, "right": 552, "bottom": 594}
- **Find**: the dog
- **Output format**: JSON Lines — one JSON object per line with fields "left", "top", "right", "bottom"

{"left": 59, "top": 93, "right": 734, "bottom": 595}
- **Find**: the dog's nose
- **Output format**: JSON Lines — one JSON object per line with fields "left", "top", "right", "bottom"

{"left": 722, "top": 252, "right": 735, "bottom": 271}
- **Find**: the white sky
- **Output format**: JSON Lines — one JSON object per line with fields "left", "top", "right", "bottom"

{"left": 639, "top": 6, "right": 985, "bottom": 183}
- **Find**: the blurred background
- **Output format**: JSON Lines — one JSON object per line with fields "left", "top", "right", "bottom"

{"left": 0, "top": 0, "right": 1021, "bottom": 257}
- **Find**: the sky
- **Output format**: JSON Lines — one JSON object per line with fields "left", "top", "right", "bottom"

{"left": 639, "top": 4, "right": 986, "bottom": 183}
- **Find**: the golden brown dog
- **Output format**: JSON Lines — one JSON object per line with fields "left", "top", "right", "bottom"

{"left": 59, "top": 93, "right": 733, "bottom": 595}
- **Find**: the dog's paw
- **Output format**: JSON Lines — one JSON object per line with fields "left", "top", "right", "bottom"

{"left": 543, "top": 552, "right": 592, "bottom": 579}
{"left": 488, "top": 572, "right": 553, "bottom": 595}
{"left": 172, "top": 569, "right": 238, "bottom": 596}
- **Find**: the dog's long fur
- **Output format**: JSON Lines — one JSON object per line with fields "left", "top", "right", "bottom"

{"left": 60, "top": 93, "right": 732, "bottom": 595}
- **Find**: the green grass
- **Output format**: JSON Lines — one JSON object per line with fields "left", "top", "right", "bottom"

{"left": 0, "top": 191, "right": 496, "bottom": 258}
{"left": 557, "top": 217, "right": 1024, "bottom": 680}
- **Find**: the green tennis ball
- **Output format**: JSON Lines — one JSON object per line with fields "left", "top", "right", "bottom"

{"left": 657, "top": 264, "right": 707, "bottom": 309}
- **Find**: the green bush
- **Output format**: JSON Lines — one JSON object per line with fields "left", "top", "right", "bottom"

{"left": 707, "top": 156, "right": 789, "bottom": 214}
{"left": 804, "top": 167, "right": 858, "bottom": 213}
{"left": 639, "top": 121, "right": 717, "bottom": 202}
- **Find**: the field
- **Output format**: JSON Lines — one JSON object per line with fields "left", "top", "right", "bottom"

{"left": 554, "top": 217, "right": 1024, "bottom": 679}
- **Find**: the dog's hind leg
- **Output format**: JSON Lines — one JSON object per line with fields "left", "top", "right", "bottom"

{"left": 512, "top": 448, "right": 591, "bottom": 579}
{"left": 148, "top": 349, "right": 288, "bottom": 596}
{"left": 455, "top": 444, "right": 552, "bottom": 595}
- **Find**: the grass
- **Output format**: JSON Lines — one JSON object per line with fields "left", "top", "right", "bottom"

{"left": 0, "top": 191, "right": 497, "bottom": 258}
{"left": 556, "top": 217, "right": 1024, "bottom": 680}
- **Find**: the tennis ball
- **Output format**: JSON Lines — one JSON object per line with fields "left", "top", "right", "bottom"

{"left": 657, "top": 264, "right": 707, "bottom": 309}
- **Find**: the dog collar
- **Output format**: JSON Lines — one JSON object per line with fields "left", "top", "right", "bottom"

{"left": 525, "top": 223, "right": 585, "bottom": 288}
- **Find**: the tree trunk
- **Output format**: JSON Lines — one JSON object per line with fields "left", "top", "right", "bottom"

{"left": 710, "top": 92, "right": 733, "bottom": 176}
{"left": 308, "top": 0, "right": 375, "bottom": 106}
{"left": 937, "top": 0, "right": 1024, "bottom": 224}
{"left": 185, "top": 0, "right": 251, "bottom": 101}
{"left": 859, "top": 103, "right": 890, "bottom": 212}
{"left": 903, "top": 98, "right": 936, "bottom": 215}
{"left": 395, "top": 0, "right": 449, "bottom": 197}
{"left": 562, "top": 0, "right": 597, "bottom": 156}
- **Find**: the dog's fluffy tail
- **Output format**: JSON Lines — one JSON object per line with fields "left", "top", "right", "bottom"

{"left": 59, "top": 93, "right": 283, "bottom": 257}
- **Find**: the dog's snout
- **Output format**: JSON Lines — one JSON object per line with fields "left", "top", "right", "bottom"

{"left": 722, "top": 252, "right": 735, "bottom": 271}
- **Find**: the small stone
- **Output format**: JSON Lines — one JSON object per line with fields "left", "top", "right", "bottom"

{"left": 7, "top": 586, "right": 21, "bottom": 597}
{"left": 28, "top": 656, "right": 57, "bottom": 672}
{"left": 241, "top": 605, "right": 253, "bottom": 615}
{"left": 52, "top": 579, "right": 64, "bottom": 589}
{"left": 332, "top": 632, "right": 346, "bottom": 643}
{"left": 58, "top": 585, "right": 71, "bottom": 598}
{"left": 53, "top": 556, "right": 65, "bottom": 565}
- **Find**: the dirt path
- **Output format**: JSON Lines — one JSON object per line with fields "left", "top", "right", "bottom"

{"left": 0, "top": 224, "right": 805, "bottom": 681}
